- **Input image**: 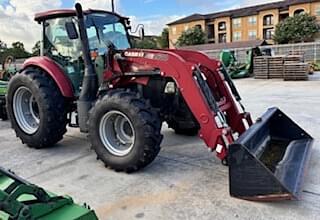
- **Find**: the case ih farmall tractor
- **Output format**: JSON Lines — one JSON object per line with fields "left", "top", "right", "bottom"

{"left": 6, "top": 4, "right": 313, "bottom": 201}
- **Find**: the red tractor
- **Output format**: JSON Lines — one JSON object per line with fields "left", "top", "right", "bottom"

{"left": 6, "top": 4, "right": 313, "bottom": 201}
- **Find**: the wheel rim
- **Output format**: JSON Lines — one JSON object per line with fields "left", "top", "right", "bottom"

{"left": 13, "top": 87, "right": 40, "bottom": 135}
{"left": 99, "top": 110, "right": 135, "bottom": 157}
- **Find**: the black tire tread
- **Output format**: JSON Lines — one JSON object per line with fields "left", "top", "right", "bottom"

{"left": 166, "top": 93, "right": 200, "bottom": 136}
{"left": 7, "top": 67, "right": 68, "bottom": 148}
{"left": 89, "top": 89, "right": 163, "bottom": 173}
{"left": 167, "top": 119, "right": 200, "bottom": 136}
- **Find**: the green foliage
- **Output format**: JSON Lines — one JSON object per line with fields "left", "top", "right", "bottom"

{"left": 32, "top": 41, "right": 41, "bottom": 56}
{"left": 131, "top": 36, "right": 159, "bottom": 49}
{"left": 274, "top": 13, "right": 320, "bottom": 44}
{"left": 177, "top": 26, "right": 206, "bottom": 47}
{"left": 12, "top": 41, "right": 24, "bottom": 50}
{"left": 0, "top": 40, "right": 7, "bottom": 52}
{"left": 0, "top": 40, "right": 31, "bottom": 64}
{"left": 158, "top": 28, "right": 169, "bottom": 49}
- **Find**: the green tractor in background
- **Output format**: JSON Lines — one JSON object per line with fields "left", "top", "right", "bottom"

{"left": 219, "top": 47, "right": 262, "bottom": 79}
{"left": 0, "top": 81, "right": 7, "bottom": 120}
{"left": 0, "top": 56, "right": 22, "bottom": 120}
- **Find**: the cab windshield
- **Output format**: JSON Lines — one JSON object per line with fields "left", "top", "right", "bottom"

{"left": 85, "top": 13, "right": 131, "bottom": 53}
{"left": 43, "top": 12, "right": 131, "bottom": 95}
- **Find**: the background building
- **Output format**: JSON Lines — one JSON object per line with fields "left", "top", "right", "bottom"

{"left": 168, "top": 0, "right": 320, "bottom": 48}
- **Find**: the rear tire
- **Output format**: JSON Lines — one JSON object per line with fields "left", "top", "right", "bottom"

{"left": 89, "top": 89, "right": 163, "bottom": 173}
{"left": 6, "top": 67, "right": 68, "bottom": 148}
{"left": 167, "top": 96, "right": 200, "bottom": 136}
{"left": 167, "top": 119, "right": 200, "bottom": 136}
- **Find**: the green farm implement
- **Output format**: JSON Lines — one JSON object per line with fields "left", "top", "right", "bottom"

{"left": 0, "top": 167, "right": 98, "bottom": 220}
{"left": 0, "top": 80, "right": 8, "bottom": 120}
{"left": 219, "top": 47, "right": 262, "bottom": 79}
{"left": 0, "top": 56, "right": 22, "bottom": 120}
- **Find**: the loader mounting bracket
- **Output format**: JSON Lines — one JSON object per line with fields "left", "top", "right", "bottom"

{"left": 0, "top": 167, "right": 98, "bottom": 220}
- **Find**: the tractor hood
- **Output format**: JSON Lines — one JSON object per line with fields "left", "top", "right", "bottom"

{"left": 117, "top": 48, "right": 220, "bottom": 76}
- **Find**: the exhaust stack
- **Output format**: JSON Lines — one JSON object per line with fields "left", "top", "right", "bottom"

{"left": 75, "top": 3, "right": 98, "bottom": 132}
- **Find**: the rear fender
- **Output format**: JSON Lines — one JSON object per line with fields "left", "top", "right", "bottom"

{"left": 22, "top": 57, "right": 74, "bottom": 98}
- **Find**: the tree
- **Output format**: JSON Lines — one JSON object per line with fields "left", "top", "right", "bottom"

{"left": 7, "top": 42, "right": 30, "bottom": 59}
{"left": 12, "top": 41, "right": 25, "bottom": 50}
{"left": 131, "top": 37, "right": 158, "bottom": 49}
{"left": 0, "top": 41, "right": 31, "bottom": 64}
{"left": 176, "top": 26, "right": 206, "bottom": 47}
{"left": 0, "top": 40, "right": 7, "bottom": 52}
{"left": 158, "top": 28, "right": 169, "bottom": 49}
{"left": 273, "top": 13, "right": 320, "bottom": 44}
{"left": 32, "top": 41, "right": 41, "bottom": 56}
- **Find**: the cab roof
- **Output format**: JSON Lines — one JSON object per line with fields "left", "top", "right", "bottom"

{"left": 34, "top": 9, "right": 127, "bottom": 23}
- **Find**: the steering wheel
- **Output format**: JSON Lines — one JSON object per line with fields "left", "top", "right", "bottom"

{"left": 104, "top": 31, "right": 128, "bottom": 49}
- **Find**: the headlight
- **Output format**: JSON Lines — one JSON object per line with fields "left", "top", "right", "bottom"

{"left": 164, "top": 82, "right": 176, "bottom": 94}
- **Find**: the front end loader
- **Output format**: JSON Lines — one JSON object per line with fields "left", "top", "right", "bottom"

{"left": 5, "top": 3, "right": 313, "bottom": 201}
{"left": 0, "top": 167, "right": 98, "bottom": 219}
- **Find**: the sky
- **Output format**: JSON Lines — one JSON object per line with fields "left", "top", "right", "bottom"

{"left": 0, "top": 0, "right": 281, "bottom": 51}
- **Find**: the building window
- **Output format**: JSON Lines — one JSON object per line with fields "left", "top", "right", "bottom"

{"left": 316, "top": 6, "right": 320, "bottom": 16}
{"left": 263, "top": 15, "right": 274, "bottom": 26}
{"left": 207, "top": 24, "right": 215, "bottom": 39}
{"left": 218, "top": 22, "right": 226, "bottom": 31}
{"left": 294, "top": 9, "right": 305, "bottom": 16}
{"left": 195, "top": 24, "right": 202, "bottom": 30}
{"left": 248, "top": 30, "right": 257, "bottom": 40}
{"left": 248, "top": 16, "right": 257, "bottom": 25}
{"left": 233, "top": 18, "right": 241, "bottom": 28}
{"left": 219, "top": 33, "right": 227, "bottom": 43}
{"left": 263, "top": 28, "right": 274, "bottom": 40}
{"left": 279, "top": 13, "right": 289, "bottom": 21}
{"left": 233, "top": 31, "right": 241, "bottom": 41}
{"left": 172, "top": 27, "right": 177, "bottom": 35}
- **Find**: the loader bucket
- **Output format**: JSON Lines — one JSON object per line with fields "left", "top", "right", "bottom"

{"left": 229, "top": 108, "right": 313, "bottom": 201}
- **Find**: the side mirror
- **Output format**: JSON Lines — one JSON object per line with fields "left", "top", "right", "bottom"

{"left": 139, "top": 26, "right": 145, "bottom": 40}
{"left": 65, "top": 22, "right": 79, "bottom": 40}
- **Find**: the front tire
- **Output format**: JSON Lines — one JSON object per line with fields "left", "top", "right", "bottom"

{"left": 89, "top": 89, "right": 163, "bottom": 173}
{"left": 6, "top": 67, "right": 68, "bottom": 148}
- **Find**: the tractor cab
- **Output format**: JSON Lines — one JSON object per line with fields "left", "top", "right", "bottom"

{"left": 35, "top": 9, "right": 132, "bottom": 95}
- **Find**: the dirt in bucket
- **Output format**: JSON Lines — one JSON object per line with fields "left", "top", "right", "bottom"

{"left": 260, "top": 139, "right": 289, "bottom": 173}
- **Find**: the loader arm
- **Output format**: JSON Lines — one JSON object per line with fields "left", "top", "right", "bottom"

{"left": 166, "top": 49, "right": 253, "bottom": 131}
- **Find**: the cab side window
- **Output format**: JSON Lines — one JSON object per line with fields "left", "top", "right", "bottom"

{"left": 44, "top": 17, "right": 82, "bottom": 62}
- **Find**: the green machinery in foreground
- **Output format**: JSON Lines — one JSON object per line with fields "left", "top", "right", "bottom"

{"left": 219, "top": 47, "right": 262, "bottom": 79}
{"left": 0, "top": 167, "right": 98, "bottom": 220}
